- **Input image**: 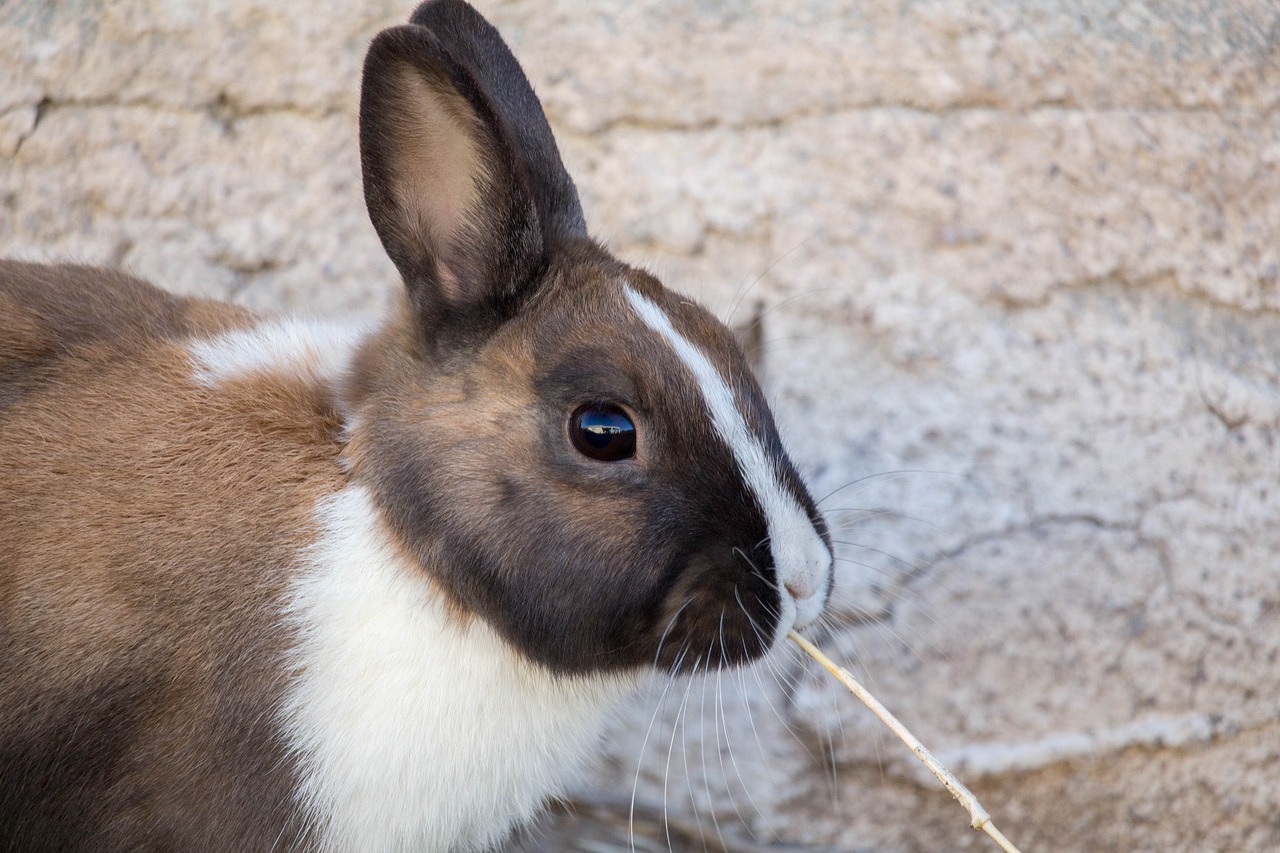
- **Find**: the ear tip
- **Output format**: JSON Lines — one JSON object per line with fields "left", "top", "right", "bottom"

{"left": 361, "top": 24, "right": 463, "bottom": 105}
{"left": 408, "top": 0, "right": 486, "bottom": 31}
{"left": 363, "top": 25, "right": 426, "bottom": 71}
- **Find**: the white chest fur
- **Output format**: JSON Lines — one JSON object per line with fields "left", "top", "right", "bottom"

{"left": 279, "top": 485, "right": 634, "bottom": 852}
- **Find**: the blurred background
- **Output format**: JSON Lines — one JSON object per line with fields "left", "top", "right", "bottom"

{"left": 3, "top": 2, "right": 1279, "bottom": 850}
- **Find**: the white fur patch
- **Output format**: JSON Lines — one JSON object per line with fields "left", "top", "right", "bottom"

{"left": 622, "top": 286, "right": 832, "bottom": 641}
{"left": 185, "top": 317, "right": 371, "bottom": 388}
{"left": 280, "top": 485, "right": 634, "bottom": 852}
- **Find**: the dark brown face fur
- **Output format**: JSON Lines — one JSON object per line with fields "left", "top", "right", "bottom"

{"left": 344, "top": 244, "right": 826, "bottom": 675}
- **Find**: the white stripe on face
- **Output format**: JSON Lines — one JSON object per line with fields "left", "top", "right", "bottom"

{"left": 622, "top": 285, "right": 831, "bottom": 641}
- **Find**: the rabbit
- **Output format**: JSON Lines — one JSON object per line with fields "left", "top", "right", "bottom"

{"left": 0, "top": 1, "right": 833, "bottom": 851}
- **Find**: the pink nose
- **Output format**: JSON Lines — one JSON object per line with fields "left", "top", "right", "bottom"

{"left": 786, "top": 577, "right": 816, "bottom": 601}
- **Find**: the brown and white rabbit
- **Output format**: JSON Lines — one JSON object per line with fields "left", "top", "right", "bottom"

{"left": 0, "top": 1, "right": 832, "bottom": 850}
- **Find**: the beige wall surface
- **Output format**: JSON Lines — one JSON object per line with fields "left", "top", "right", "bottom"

{"left": 4, "top": 2, "right": 1279, "bottom": 851}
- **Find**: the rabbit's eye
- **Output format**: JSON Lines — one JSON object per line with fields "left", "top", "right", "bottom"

{"left": 569, "top": 404, "right": 636, "bottom": 462}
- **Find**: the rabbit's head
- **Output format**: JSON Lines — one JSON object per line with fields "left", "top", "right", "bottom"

{"left": 346, "top": 0, "right": 833, "bottom": 676}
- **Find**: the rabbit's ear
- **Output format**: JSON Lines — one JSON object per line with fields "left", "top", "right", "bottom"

{"left": 409, "top": 0, "right": 586, "bottom": 240}
{"left": 359, "top": 14, "right": 582, "bottom": 353}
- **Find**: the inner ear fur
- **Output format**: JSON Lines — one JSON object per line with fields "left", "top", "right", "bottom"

{"left": 360, "top": 24, "right": 544, "bottom": 352}
{"left": 409, "top": 0, "right": 587, "bottom": 239}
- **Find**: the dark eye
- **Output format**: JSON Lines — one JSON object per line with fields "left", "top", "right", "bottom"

{"left": 569, "top": 404, "right": 637, "bottom": 462}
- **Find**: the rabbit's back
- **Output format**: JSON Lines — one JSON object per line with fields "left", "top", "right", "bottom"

{"left": 0, "top": 261, "right": 346, "bottom": 849}
{"left": 0, "top": 262, "right": 249, "bottom": 405}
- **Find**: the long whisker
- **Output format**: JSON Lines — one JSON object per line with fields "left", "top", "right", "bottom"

{"left": 828, "top": 554, "right": 953, "bottom": 631}
{"left": 735, "top": 633, "right": 776, "bottom": 782}
{"left": 713, "top": 623, "right": 769, "bottom": 836}
{"left": 734, "top": 592, "right": 825, "bottom": 769}
{"left": 676, "top": 653, "right": 706, "bottom": 853}
{"left": 824, "top": 506, "right": 942, "bottom": 531}
{"left": 652, "top": 596, "right": 695, "bottom": 669}
{"left": 724, "top": 233, "right": 819, "bottom": 325}
{"left": 630, "top": 640, "right": 690, "bottom": 852}
{"left": 814, "top": 468, "right": 974, "bottom": 507}
{"left": 696, "top": 639, "right": 729, "bottom": 852}
{"left": 662, "top": 654, "right": 701, "bottom": 853}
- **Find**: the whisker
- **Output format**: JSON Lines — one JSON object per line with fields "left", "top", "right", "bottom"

{"left": 696, "top": 639, "right": 729, "bottom": 853}
{"left": 733, "top": 546, "right": 772, "bottom": 587}
{"left": 814, "top": 468, "right": 974, "bottom": 507}
{"left": 737, "top": 283, "right": 848, "bottom": 333}
{"left": 631, "top": 640, "right": 690, "bottom": 853}
{"left": 735, "top": 634, "right": 776, "bottom": 779}
{"left": 662, "top": 655, "right": 701, "bottom": 853}
{"left": 828, "top": 555, "right": 950, "bottom": 623}
{"left": 723, "top": 232, "right": 819, "bottom": 325}
{"left": 824, "top": 506, "right": 942, "bottom": 532}
{"left": 713, "top": 658, "right": 756, "bottom": 841}
{"left": 713, "top": 632, "right": 769, "bottom": 838}
{"left": 734, "top": 594, "right": 824, "bottom": 768}
{"left": 652, "top": 597, "right": 695, "bottom": 669}
{"left": 676, "top": 654, "right": 706, "bottom": 853}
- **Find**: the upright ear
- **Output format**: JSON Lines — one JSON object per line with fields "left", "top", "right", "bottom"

{"left": 409, "top": 0, "right": 586, "bottom": 240}
{"left": 360, "top": 2, "right": 585, "bottom": 353}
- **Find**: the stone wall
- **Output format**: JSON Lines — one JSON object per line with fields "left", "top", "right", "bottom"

{"left": 4, "top": 2, "right": 1278, "bottom": 850}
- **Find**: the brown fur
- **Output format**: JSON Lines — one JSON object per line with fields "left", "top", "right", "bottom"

{"left": 0, "top": 261, "right": 345, "bottom": 850}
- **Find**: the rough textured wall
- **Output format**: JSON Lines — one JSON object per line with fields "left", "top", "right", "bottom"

{"left": 4, "top": 2, "right": 1279, "bottom": 851}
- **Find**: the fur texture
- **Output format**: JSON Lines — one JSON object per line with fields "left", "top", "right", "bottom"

{"left": 0, "top": 263, "right": 336, "bottom": 850}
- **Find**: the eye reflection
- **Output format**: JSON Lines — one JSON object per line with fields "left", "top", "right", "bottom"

{"left": 569, "top": 404, "right": 636, "bottom": 461}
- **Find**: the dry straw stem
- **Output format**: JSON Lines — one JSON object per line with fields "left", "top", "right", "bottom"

{"left": 788, "top": 631, "right": 1023, "bottom": 853}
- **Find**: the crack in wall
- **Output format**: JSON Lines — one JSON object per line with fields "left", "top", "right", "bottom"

{"left": 567, "top": 102, "right": 1280, "bottom": 136}
{"left": 7, "top": 93, "right": 346, "bottom": 155}
{"left": 12, "top": 93, "right": 1277, "bottom": 147}
{"left": 891, "top": 709, "right": 1280, "bottom": 783}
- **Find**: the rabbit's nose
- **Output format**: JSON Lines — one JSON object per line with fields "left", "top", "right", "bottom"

{"left": 786, "top": 577, "right": 814, "bottom": 600}
{"left": 784, "top": 535, "right": 833, "bottom": 601}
